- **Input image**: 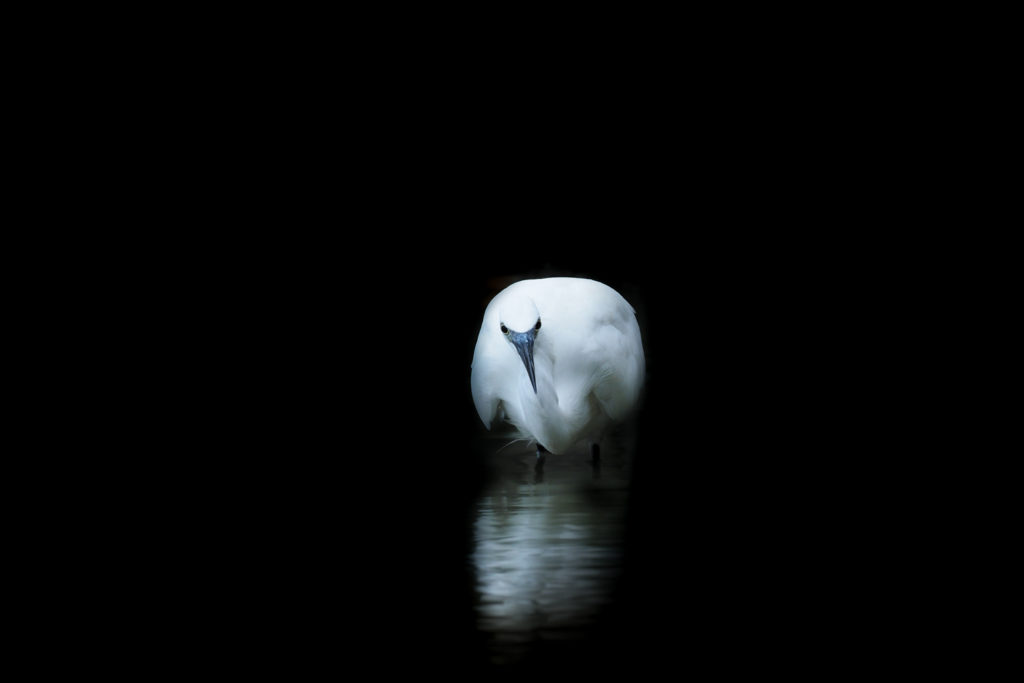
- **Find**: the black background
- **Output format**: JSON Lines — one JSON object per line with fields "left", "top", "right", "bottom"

{"left": 64, "top": 13, "right": 975, "bottom": 674}
{"left": 181, "top": 223, "right": 907, "bottom": 674}
{"left": 153, "top": 77, "right": 927, "bottom": 671}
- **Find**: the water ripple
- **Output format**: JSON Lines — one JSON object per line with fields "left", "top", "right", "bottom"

{"left": 469, "top": 446, "right": 631, "bottom": 665}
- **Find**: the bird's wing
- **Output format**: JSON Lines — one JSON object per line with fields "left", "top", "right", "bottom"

{"left": 470, "top": 323, "right": 515, "bottom": 430}
{"left": 471, "top": 363, "right": 501, "bottom": 429}
{"left": 586, "top": 306, "right": 645, "bottom": 423}
{"left": 521, "top": 278, "right": 644, "bottom": 426}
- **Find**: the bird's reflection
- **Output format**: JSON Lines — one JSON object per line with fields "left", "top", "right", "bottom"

{"left": 470, "top": 443, "right": 630, "bottom": 666}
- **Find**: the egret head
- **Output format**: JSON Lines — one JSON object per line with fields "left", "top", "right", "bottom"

{"left": 498, "top": 298, "right": 542, "bottom": 394}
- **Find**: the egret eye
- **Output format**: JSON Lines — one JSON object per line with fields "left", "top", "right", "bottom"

{"left": 500, "top": 323, "right": 508, "bottom": 334}
{"left": 535, "top": 319, "right": 542, "bottom": 331}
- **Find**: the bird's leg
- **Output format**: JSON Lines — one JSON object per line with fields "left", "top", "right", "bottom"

{"left": 591, "top": 442, "right": 601, "bottom": 478}
{"left": 535, "top": 443, "right": 548, "bottom": 471}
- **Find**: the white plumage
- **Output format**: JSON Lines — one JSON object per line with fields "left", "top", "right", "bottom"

{"left": 471, "top": 277, "right": 645, "bottom": 455}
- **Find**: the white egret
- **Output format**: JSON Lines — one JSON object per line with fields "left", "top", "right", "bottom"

{"left": 471, "top": 277, "right": 645, "bottom": 463}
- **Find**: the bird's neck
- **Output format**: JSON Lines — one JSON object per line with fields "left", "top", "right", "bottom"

{"left": 522, "top": 354, "right": 582, "bottom": 455}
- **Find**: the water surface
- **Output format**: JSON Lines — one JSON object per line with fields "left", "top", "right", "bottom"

{"left": 470, "top": 440, "right": 632, "bottom": 665}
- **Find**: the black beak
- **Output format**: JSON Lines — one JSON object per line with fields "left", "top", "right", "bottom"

{"left": 509, "top": 330, "right": 537, "bottom": 393}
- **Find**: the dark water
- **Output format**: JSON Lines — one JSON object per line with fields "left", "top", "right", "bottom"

{"left": 470, "top": 440, "right": 632, "bottom": 666}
